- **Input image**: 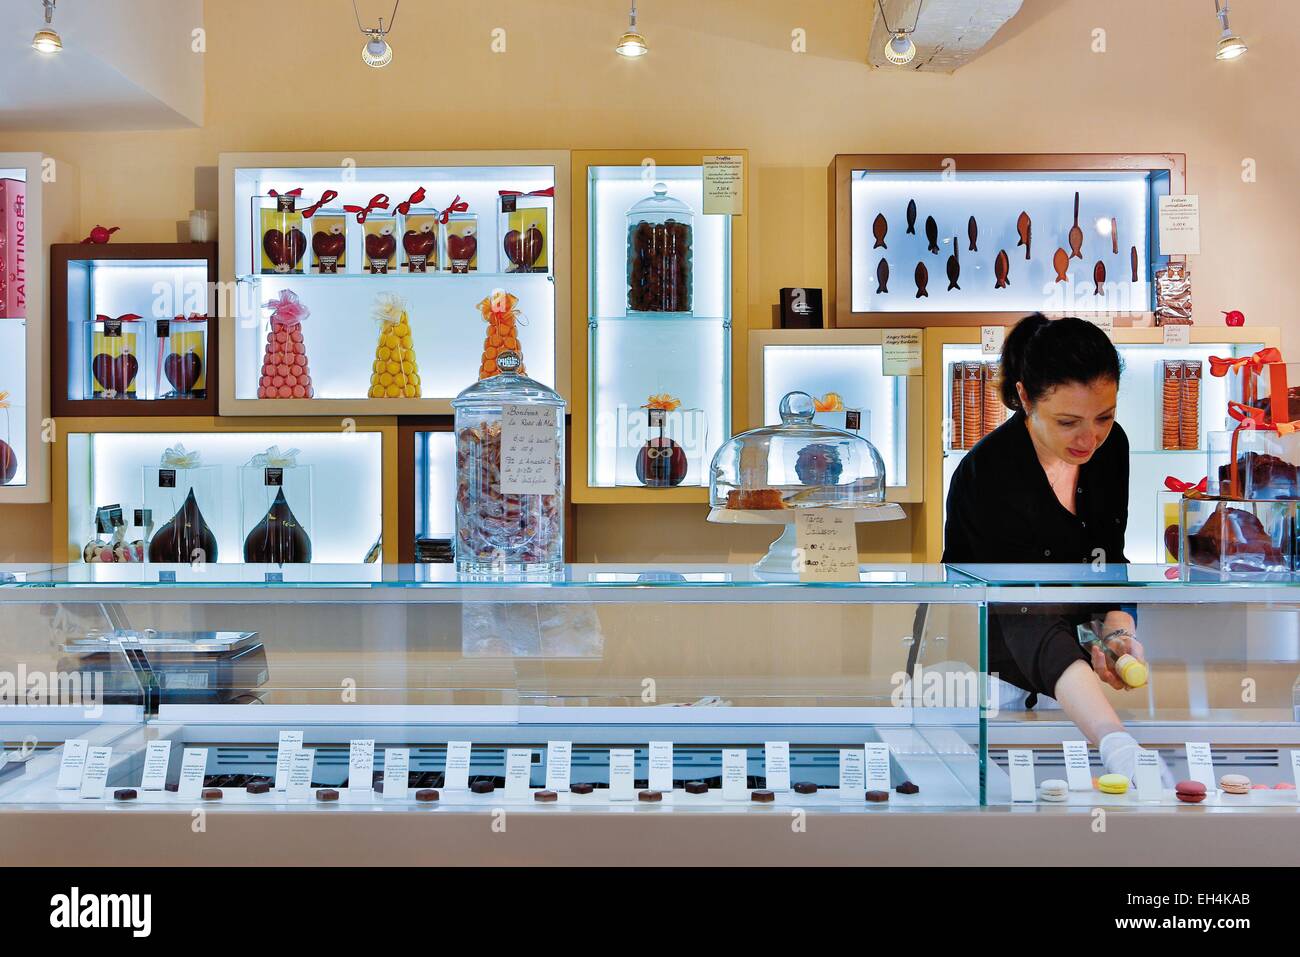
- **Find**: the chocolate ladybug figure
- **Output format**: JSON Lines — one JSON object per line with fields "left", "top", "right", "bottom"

{"left": 1223, "top": 309, "right": 1245, "bottom": 327}
{"left": 636, "top": 436, "right": 688, "bottom": 487}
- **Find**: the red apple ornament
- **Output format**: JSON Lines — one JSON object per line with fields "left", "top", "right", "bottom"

{"left": 80, "top": 225, "right": 120, "bottom": 245}
{"left": 1223, "top": 309, "right": 1245, "bottom": 327}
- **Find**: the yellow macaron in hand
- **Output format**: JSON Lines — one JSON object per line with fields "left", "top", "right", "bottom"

{"left": 1097, "top": 773, "right": 1129, "bottom": 795}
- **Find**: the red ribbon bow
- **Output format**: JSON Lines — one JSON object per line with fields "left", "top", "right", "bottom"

{"left": 170, "top": 313, "right": 207, "bottom": 323}
{"left": 343, "top": 193, "right": 390, "bottom": 223}
{"left": 393, "top": 187, "right": 427, "bottom": 217}
{"left": 1208, "top": 347, "right": 1282, "bottom": 378}
{"left": 268, "top": 188, "right": 303, "bottom": 199}
{"left": 299, "top": 190, "right": 339, "bottom": 219}
{"left": 1163, "top": 475, "right": 1207, "bottom": 494}
{"left": 438, "top": 195, "right": 470, "bottom": 224}
{"left": 498, "top": 187, "right": 555, "bottom": 198}
{"left": 96, "top": 313, "right": 143, "bottom": 323}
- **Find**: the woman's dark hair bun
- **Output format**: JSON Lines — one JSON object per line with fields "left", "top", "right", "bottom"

{"left": 999, "top": 313, "right": 1122, "bottom": 411}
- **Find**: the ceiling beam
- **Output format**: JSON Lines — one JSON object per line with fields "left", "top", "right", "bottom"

{"left": 867, "top": 0, "right": 1025, "bottom": 72}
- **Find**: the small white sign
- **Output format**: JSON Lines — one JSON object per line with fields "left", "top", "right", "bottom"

{"left": 1134, "top": 749, "right": 1162, "bottom": 802}
{"left": 838, "top": 749, "right": 865, "bottom": 800}
{"left": 444, "top": 741, "right": 472, "bottom": 790}
{"left": 56, "top": 738, "right": 89, "bottom": 790}
{"left": 545, "top": 740, "right": 572, "bottom": 792}
{"left": 648, "top": 741, "right": 674, "bottom": 792}
{"left": 177, "top": 748, "right": 208, "bottom": 799}
{"left": 140, "top": 741, "right": 172, "bottom": 791}
{"left": 500, "top": 405, "right": 559, "bottom": 495}
{"left": 764, "top": 741, "right": 791, "bottom": 792}
{"left": 722, "top": 748, "right": 748, "bottom": 801}
{"left": 383, "top": 748, "right": 409, "bottom": 801}
{"left": 702, "top": 154, "right": 744, "bottom": 216}
{"left": 981, "top": 325, "right": 1005, "bottom": 356}
{"left": 1185, "top": 742, "right": 1216, "bottom": 790}
{"left": 348, "top": 739, "right": 375, "bottom": 793}
{"left": 273, "top": 730, "right": 303, "bottom": 791}
{"left": 865, "top": 743, "right": 891, "bottom": 793}
{"left": 609, "top": 749, "right": 635, "bottom": 801}
{"left": 1290, "top": 750, "right": 1300, "bottom": 793}
{"left": 796, "top": 508, "right": 859, "bottom": 582}
{"left": 1007, "top": 749, "right": 1036, "bottom": 802}
{"left": 286, "top": 748, "right": 314, "bottom": 799}
{"left": 505, "top": 749, "right": 532, "bottom": 798}
{"left": 1159, "top": 194, "right": 1201, "bottom": 256}
{"left": 1062, "top": 740, "right": 1093, "bottom": 791}
{"left": 79, "top": 746, "right": 112, "bottom": 799}
{"left": 1088, "top": 315, "right": 1114, "bottom": 339}
{"left": 1163, "top": 323, "right": 1191, "bottom": 346}
{"left": 882, "top": 329, "right": 923, "bottom": 377}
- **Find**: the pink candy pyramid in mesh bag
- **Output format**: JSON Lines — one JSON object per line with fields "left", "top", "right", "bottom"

{"left": 257, "top": 289, "right": 314, "bottom": 399}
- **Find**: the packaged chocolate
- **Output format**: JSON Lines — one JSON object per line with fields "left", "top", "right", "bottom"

{"left": 1154, "top": 261, "right": 1192, "bottom": 325}
{"left": 88, "top": 313, "right": 143, "bottom": 399}
{"left": 949, "top": 362, "right": 964, "bottom": 450}
{"left": 308, "top": 212, "right": 348, "bottom": 274}
{"left": 368, "top": 293, "right": 421, "bottom": 399}
{"left": 981, "top": 363, "right": 1005, "bottom": 436}
{"left": 144, "top": 444, "right": 220, "bottom": 563}
{"left": 240, "top": 446, "right": 313, "bottom": 563}
{"left": 400, "top": 209, "right": 439, "bottom": 273}
{"left": 1159, "top": 360, "right": 1183, "bottom": 451}
{"left": 363, "top": 215, "right": 398, "bottom": 274}
{"left": 259, "top": 192, "right": 307, "bottom": 275}
{"left": 445, "top": 213, "right": 479, "bottom": 273}
{"left": 155, "top": 315, "right": 207, "bottom": 399}
{"left": 960, "top": 361, "right": 983, "bottom": 450}
{"left": 1181, "top": 361, "right": 1202, "bottom": 450}
{"left": 499, "top": 188, "right": 552, "bottom": 275}
{"left": 0, "top": 389, "right": 16, "bottom": 486}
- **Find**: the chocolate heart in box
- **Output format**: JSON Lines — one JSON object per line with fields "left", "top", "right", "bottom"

{"left": 403, "top": 229, "right": 436, "bottom": 259}
{"left": 164, "top": 350, "right": 203, "bottom": 395}
{"left": 91, "top": 352, "right": 139, "bottom": 395}
{"left": 312, "top": 230, "right": 346, "bottom": 260}
{"left": 504, "top": 227, "right": 543, "bottom": 269}
{"left": 263, "top": 227, "right": 307, "bottom": 268}
{"left": 447, "top": 233, "right": 477, "bottom": 263}
{"left": 365, "top": 232, "right": 396, "bottom": 262}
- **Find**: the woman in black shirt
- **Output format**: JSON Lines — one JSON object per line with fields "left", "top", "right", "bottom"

{"left": 943, "top": 314, "right": 1150, "bottom": 781}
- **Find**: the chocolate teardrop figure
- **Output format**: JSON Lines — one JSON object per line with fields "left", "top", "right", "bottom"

{"left": 967, "top": 216, "right": 978, "bottom": 252}
{"left": 243, "top": 488, "right": 312, "bottom": 564}
{"left": 1130, "top": 245, "right": 1139, "bottom": 282}
{"left": 1093, "top": 260, "right": 1106, "bottom": 295}
{"left": 1111, "top": 217, "right": 1119, "bottom": 255}
{"left": 1016, "top": 211, "right": 1032, "bottom": 259}
{"left": 914, "top": 261, "right": 929, "bottom": 299}
{"left": 1068, "top": 191, "right": 1084, "bottom": 260}
{"left": 925, "top": 215, "right": 939, "bottom": 254}
{"left": 994, "top": 249, "right": 1010, "bottom": 288}
{"left": 906, "top": 199, "right": 917, "bottom": 234}
{"left": 946, "top": 237, "right": 961, "bottom": 290}
{"left": 876, "top": 258, "right": 889, "bottom": 294}
{"left": 1052, "top": 248, "right": 1070, "bottom": 283}
{"left": 148, "top": 488, "right": 218, "bottom": 563}
{"left": 872, "top": 212, "right": 888, "bottom": 249}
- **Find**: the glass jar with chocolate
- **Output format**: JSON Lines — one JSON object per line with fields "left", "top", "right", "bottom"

{"left": 626, "top": 182, "right": 693, "bottom": 315}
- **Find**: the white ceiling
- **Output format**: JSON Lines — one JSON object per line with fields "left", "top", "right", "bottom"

{"left": 0, "top": 0, "right": 204, "bottom": 131}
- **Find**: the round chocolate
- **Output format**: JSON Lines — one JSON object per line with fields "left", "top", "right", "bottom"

{"left": 570, "top": 782, "right": 595, "bottom": 795}
{"left": 534, "top": 789, "right": 558, "bottom": 802}
{"left": 201, "top": 788, "right": 223, "bottom": 801}
{"left": 751, "top": 789, "right": 776, "bottom": 803}
{"left": 246, "top": 781, "right": 271, "bottom": 795}
{"left": 895, "top": 780, "right": 920, "bottom": 795}
{"left": 865, "top": 790, "right": 890, "bottom": 803}
{"left": 638, "top": 789, "right": 663, "bottom": 802}
{"left": 793, "top": 781, "right": 818, "bottom": 795}
{"left": 113, "top": 788, "right": 138, "bottom": 801}
{"left": 471, "top": 780, "right": 495, "bottom": 794}
{"left": 684, "top": 781, "right": 709, "bottom": 795}
{"left": 415, "top": 789, "right": 440, "bottom": 802}
{"left": 316, "top": 788, "right": 340, "bottom": 802}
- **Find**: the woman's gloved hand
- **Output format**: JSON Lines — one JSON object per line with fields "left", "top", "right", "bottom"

{"left": 1090, "top": 611, "right": 1145, "bottom": 690}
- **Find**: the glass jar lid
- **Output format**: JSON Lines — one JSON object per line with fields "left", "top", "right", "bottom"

{"left": 626, "top": 182, "right": 693, "bottom": 223}
{"left": 451, "top": 351, "right": 566, "bottom": 410}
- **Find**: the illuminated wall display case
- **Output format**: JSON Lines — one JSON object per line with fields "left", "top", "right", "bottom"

{"left": 748, "top": 329, "right": 923, "bottom": 503}
{"left": 396, "top": 420, "right": 455, "bottom": 564}
{"left": 572, "top": 150, "right": 748, "bottom": 504}
{"left": 828, "top": 154, "right": 1184, "bottom": 327}
{"left": 50, "top": 243, "right": 218, "bottom": 417}
{"left": 218, "top": 151, "right": 570, "bottom": 417}
{"left": 0, "top": 152, "right": 78, "bottom": 503}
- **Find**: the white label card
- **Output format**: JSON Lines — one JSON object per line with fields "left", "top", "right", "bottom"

{"left": 1088, "top": 315, "right": 1114, "bottom": 339}
{"left": 444, "top": 741, "right": 472, "bottom": 791}
{"left": 648, "top": 741, "right": 674, "bottom": 792}
{"left": 500, "top": 405, "right": 559, "bottom": 495}
{"left": 981, "top": 325, "right": 1005, "bottom": 356}
{"left": 79, "top": 747, "right": 112, "bottom": 799}
{"left": 882, "top": 329, "right": 923, "bottom": 376}
{"left": 702, "top": 154, "right": 744, "bottom": 216}
{"left": 286, "top": 748, "right": 314, "bottom": 799}
{"left": 865, "top": 743, "right": 891, "bottom": 793}
{"left": 1159, "top": 194, "right": 1201, "bottom": 256}
{"left": 348, "top": 739, "right": 375, "bottom": 792}
{"left": 56, "top": 738, "right": 89, "bottom": 790}
{"left": 274, "top": 730, "right": 303, "bottom": 791}
{"left": 178, "top": 748, "right": 208, "bottom": 799}
{"left": 1163, "top": 323, "right": 1191, "bottom": 346}
{"left": 140, "top": 741, "right": 172, "bottom": 791}
{"left": 609, "top": 749, "right": 635, "bottom": 801}
{"left": 1185, "top": 742, "right": 1216, "bottom": 790}
{"left": 764, "top": 741, "right": 791, "bottom": 792}
{"left": 505, "top": 749, "right": 532, "bottom": 798}
{"left": 545, "top": 741, "right": 572, "bottom": 792}
{"left": 1008, "top": 749, "right": 1036, "bottom": 802}
{"left": 838, "top": 749, "right": 864, "bottom": 800}
{"left": 1290, "top": 750, "right": 1300, "bottom": 793}
{"left": 722, "top": 748, "right": 748, "bottom": 801}
{"left": 1134, "top": 749, "right": 1162, "bottom": 802}
{"left": 1062, "top": 740, "right": 1093, "bottom": 791}
{"left": 796, "top": 509, "right": 859, "bottom": 583}
{"left": 383, "top": 748, "right": 409, "bottom": 801}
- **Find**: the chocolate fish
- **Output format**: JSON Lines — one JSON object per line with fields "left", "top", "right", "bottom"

{"left": 1052, "top": 248, "right": 1070, "bottom": 283}
{"left": 1093, "top": 260, "right": 1106, "bottom": 295}
{"left": 1111, "top": 217, "right": 1118, "bottom": 255}
{"left": 1130, "top": 245, "right": 1139, "bottom": 282}
{"left": 968, "top": 215, "right": 978, "bottom": 252}
{"left": 1068, "top": 191, "right": 1084, "bottom": 260}
{"left": 1016, "top": 211, "right": 1031, "bottom": 259}
{"left": 876, "top": 258, "right": 889, "bottom": 294}
{"left": 906, "top": 199, "right": 917, "bottom": 234}
{"left": 946, "top": 237, "right": 961, "bottom": 290}
{"left": 925, "top": 215, "right": 939, "bottom": 254}
{"left": 872, "top": 212, "right": 888, "bottom": 249}
{"left": 994, "top": 249, "right": 1010, "bottom": 288}
{"left": 914, "top": 261, "right": 929, "bottom": 298}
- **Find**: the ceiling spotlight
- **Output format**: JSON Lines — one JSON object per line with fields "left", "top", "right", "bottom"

{"left": 32, "top": 0, "right": 62, "bottom": 54}
{"left": 1214, "top": 0, "right": 1247, "bottom": 60}
{"left": 877, "top": 0, "right": 923, "bottom": 67}
{"left": 354, "top": 0, "right": 400, "bottom": 68}
{"left": 616, "top": 0, "right": 648, "bottom": 57}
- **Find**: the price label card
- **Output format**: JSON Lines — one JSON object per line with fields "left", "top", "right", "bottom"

{"left": 702, "top": 154, "right": 744, "bottom": 216}
{"left": 178, "top": 748, "right": 208, "bottom": 799}
{"left": 1062, "top": 740, "right": 1093, "bottom": 791}
{"left": 348, "top": 740, "right": 375, "bottom": 793}
{"left": 838, "top": 749, "right": 865, "bottom": 800}
{"left": 56, "top": 738, "right": 89, "bottom": 790}
{"left": 1088, "top": 315, "right": 1115, "bottom": 339}
{"left": 79, "top": 747, "right": 112, "bottom": 799}
{"left": 1007, "top": 749, "right": 1036, "bottom": 802}
{"left": 1159, "top": 194, "right": 1201, "bottom": 255}
{"left": 545, "top": 740, "right": 572, "bottom": 792}
{"left": 796, "top": 509, "right": 859, "bottom": 582}
{"left": 1290, "top": 750, "right": 1300, "bottom": 793}
{"left": 1163, "top": 323, "right": 1191, "bottom": 346}
{"left": 1185, "top": 742, "right": 1216, "bottom": 790}
{"left": 286, "top": 748, "right": 314, "bottom": 799}
{"left": 648, "top": 741, "right": 674, "bottom": 792}
{"left": 140, "top": 741, "right": 172, "bottom": 791}
{"left": 609, "top": 749, "right": 635, "bottom": 802}
{"left": 882, "top": 329, "right": 923, "bottom": 377}
{"left": 764, "top": 741, "right": 791, "bottom": 792}
{"left": 444, "top": 741, "right": 472, "bottom": 790}
{"left": 505, "top": 749, "right": 532, "bottom": 798}
{"left": 1134, "top": 749, "right": 1162, "bottom": 802}
{"left": 383, "top": 748, "right": 410, "bottom": 801}
{"left": 865, "top": 743, "right": 891, "bottom": 793}
{"left": 981, "top": 325, "right": 1005, "bottom": 355}
{"left": 274, "top": 730, "right": 303, "bottom": 790}
{"left": 722, "top": 748, "right": 748, "bottom": 801}
{"left": 500, "top": 405, "right": 559, "bottom": 495}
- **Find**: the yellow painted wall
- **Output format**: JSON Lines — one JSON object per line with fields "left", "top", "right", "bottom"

{"left": 1, "top": 0, "right": 1297, "bottom": 563}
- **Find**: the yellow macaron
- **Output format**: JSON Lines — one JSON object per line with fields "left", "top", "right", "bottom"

{"left": 1116, "top": 654, "right": 1148, "bottom": 688}
{"left": 1097, "top": 773, "right": 1129, "bottom": 795}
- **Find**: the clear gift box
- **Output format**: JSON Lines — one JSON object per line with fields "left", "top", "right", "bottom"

{"left": 86, "top": 314, "right": 145, "bottom": 399}
{"left": 444, "top": 212, "right": 478, "bottom": 274}
{"left": 154, "top": 316, "right": 207, "bottom": 399}
{"left": 612, "top": 404, "right": 708, "bottom": 488}
{"left": 307, "top": 210, "right": 349, "bottom": 275}
{"left": 239, "top": 451, "right": 313, "bottom": 564}
{"left": 498, "top": 192, "right": 550, "bottom": 275}
{"left": 1180, "top": 497, "right": 1293, "bottom": 574}
{"left": 253, "top": 194, "right": 308, "bottom": 275}
{"left": 142, "top": 447, "right": 221, "bottom": 563}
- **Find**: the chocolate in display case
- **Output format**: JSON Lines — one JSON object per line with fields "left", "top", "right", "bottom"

{"left": 221, "top": 151, "right": 568, "bottom": 415}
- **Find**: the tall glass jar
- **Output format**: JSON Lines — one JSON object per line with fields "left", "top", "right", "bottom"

{"left": 451, "top": 351, "right": 566, "bottom": 574}
{"left": 626, "top": 182, "right": 693, "bottom": 314}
